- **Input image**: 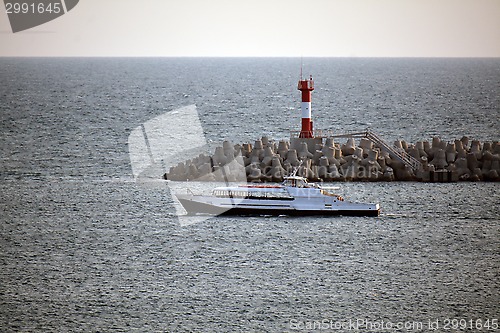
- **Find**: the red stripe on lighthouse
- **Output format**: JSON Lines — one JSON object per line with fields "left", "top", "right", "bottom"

{"left": 301, "top": 90, "right": 311, "bottom": 102}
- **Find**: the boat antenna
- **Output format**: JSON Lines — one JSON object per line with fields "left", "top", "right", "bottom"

{"left": 291, "top": 159, "right": 304, "bottom": 177}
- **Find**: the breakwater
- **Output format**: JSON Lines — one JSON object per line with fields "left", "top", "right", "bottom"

{"left": 164, "top": 132, "right": 500, "bottom": 182}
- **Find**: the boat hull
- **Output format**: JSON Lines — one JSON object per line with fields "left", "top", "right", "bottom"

{"left": 177, "top": 198, "right": 380, "bottom": 217}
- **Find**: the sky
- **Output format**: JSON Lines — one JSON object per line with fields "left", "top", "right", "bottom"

{"left": 1, "top": 0, "right": 499, "bottom": 57}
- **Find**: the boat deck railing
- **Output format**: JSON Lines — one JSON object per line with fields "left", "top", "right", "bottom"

{"left": 290, "top": 129, "right": 335, "bottom": 138}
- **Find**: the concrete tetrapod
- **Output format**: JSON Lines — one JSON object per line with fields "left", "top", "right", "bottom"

{"left": 164, "top": 135, "right": 499, "bottom": 183}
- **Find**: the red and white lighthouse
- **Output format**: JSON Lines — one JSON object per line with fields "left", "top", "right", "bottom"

{"left": 298, "top": 75, "right": 314, "bottom": 138}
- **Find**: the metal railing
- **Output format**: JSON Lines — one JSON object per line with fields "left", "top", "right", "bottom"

{"left": 294, "top": 129, "right": 423, "bottom": 172}
{"left": 364, "top": 131, "right": 422, "bottom": 172}
{"left": 290, "top": 129, "right": 335, "bottom": 138}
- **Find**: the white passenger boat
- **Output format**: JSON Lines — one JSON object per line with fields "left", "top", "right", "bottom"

{"left": 176, "top": 176, "right": 380, "bottom": 217}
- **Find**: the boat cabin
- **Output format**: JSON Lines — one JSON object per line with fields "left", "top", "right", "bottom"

{"left": 282, "top": 176, "right": 311, "bottom": 188}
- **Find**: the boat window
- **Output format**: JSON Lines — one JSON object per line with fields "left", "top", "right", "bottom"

{"left": 213, "top": 188, "right": 292, "bottom": 200}
{"left": 213, "top": 190, "right": 251, "bottom": 198}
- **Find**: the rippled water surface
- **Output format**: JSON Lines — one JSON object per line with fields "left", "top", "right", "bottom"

{"left": 0, "top": 58, "right": 499, "bottom": 332}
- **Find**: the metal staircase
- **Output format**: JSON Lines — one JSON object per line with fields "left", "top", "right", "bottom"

{"left": 330, "top": 130, "right": 422, "bottom": 173}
